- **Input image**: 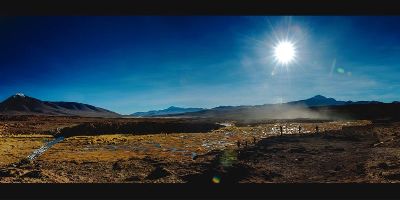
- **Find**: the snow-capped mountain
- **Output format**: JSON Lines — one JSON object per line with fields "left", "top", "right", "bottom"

{"left": 0, "top": 93, "right": 120, "bottom": 117}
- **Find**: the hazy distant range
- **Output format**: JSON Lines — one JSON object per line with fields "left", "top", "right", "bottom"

{"left": 131, "top": 95, "right": 400, "bottom": 121}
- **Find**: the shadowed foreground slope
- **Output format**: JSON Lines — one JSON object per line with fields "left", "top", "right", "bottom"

{"left": 183, "top": 122, "right": 400, "bottom": 183}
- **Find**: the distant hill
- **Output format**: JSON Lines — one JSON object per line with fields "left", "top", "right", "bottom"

{"left": 288, "top": 95, "right": 384, "bottom": 107}
{"left": 288, "top": 95, "right": 347, "bottom": 106}
{"left": 131, "top": 106, "right": 205, "bottom": 117}
{"left": 0, "top": 93, "right": 120, "bottom": 117}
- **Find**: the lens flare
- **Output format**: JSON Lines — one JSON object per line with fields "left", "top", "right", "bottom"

{"left": 212, "top": 176, "right": 221, "bottom": 183}
{"left": 219, "top": 149, "right": 237, "bottom": 167}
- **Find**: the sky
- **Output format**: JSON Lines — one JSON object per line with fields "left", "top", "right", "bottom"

{"left": 0, "top": 16, "right": 400, "bottom": 114}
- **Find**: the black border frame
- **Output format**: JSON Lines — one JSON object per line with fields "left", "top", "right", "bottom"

{"left": 0, "top": 0, "right": 400, "bottom": 15}
{"left": 1, "top": 0, "right": 400, "bottom": 199}
{"left": 1, "top": 184, "right": 400, "bottom": 199}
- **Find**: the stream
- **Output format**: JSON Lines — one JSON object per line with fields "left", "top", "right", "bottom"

{"left": 26, "top": 137, "right": 65, "bottom": 161}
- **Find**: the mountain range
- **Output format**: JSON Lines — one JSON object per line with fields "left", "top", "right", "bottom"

{"left": 168, "top": 95, "right": 382, "bottom": 114}
{"left": 0, "top": 93, "right": 398, "bottom": 120}
{"left": 133, "top": 95, "right": 386, "bottom": 118}
{"left": 0, "top": 93, "right": 120, "bottom": 117}
{"left": 131, "top": 106, "right": 205, "bottom": 117}
{"left": 154, "top": 95, "right": 399, "bottom": 121}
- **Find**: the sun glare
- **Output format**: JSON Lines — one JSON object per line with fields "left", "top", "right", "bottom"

{"left": 273, "top": 40, "right": 296, "bottom": 65}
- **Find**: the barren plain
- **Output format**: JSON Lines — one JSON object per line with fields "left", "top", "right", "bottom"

{"left": 1, "top": 116, "right": 399, "bottom": 183}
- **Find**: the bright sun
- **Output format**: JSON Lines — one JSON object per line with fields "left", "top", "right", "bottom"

{"left": 273, "top": 40, "right": 296, "bottom": 65}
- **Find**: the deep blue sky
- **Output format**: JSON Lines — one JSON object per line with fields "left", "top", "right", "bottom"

{"left": 1, "top": 16, "right": 400, "bottom": 114}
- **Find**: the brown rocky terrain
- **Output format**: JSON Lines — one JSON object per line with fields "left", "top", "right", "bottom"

{"left": 4, "top": 116, "right": 400, "bottom": 183}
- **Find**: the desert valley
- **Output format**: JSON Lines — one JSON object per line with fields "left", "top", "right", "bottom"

{"left": 1, "top": 93, "right": 400, "bottom": 183}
